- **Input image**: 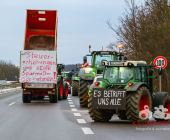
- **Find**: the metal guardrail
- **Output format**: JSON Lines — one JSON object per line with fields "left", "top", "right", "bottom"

{"left": 0, "top": 83, "right": 21, "bottom": 90}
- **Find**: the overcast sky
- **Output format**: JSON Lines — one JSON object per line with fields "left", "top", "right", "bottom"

{"left": 0, "top": 0, "right": 129, "bottom": 65}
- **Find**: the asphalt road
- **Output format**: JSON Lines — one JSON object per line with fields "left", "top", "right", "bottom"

{"left": 0, "top": 90, "right": 169, "bottom": 140}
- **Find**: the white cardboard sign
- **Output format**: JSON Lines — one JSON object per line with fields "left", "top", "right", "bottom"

{"left": 19, "top": 50, "right": 57, "bottom": 83}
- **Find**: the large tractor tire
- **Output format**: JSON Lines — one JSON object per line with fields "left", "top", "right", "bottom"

{"left": 118, "top": 110, "right": 127, "bottom": 120}
{"left": 88, "top": 92, "right": 113, "bottom": 122}
{"left": 22, "top": 93, "right": 31, "bottom": 103}
{"left": 49, "top": 95, "right": 58, "bottom": 103}
{"left": 63, "top": 82, "right": 68, "bottom": 99}
{"left": 58, "top": 81, "right": 64, "bottom": 100}
{"left": 153, "top": 95, "right": 170, "bottom": 121}
{"left": 126, "top": 86, "right": 152, "bottom": 122}
{"left": 71, "top": 80, "right": 79, "bottom": 96}
{"left": 50, "top": 89, "right": 58, "bottom": 103}
{"left": 79, "top": 79, "right": 93, "bottom": 107}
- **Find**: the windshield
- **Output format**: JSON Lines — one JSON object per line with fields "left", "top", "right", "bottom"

{"left": 94, "top": 54, "right": 115, "bottom": 68}
{"left": 104, "top": 67, "right": 133, "bottom": 83}
{"left": 62, "top": 73, "right": 72, "bottom": 78}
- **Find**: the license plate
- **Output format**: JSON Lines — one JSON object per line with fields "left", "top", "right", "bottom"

{"left": 91, "top": 88, "right": 127, "bottom": 110}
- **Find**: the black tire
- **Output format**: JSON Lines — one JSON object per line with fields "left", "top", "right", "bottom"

{"left": 88, "top": 92, "right": 113, "bottom": 122}
{"left": 49, "top": 95, "right": 58, "bottom": 103}
{"left": 154, "top": 95, "right": 170, "bottom": 121}
{"left": 118, "top": 110, "right": 127, "bottom": 120}
{"left": 63, "top": 82, "right": 68, "bottom": 99}
{"left": 58, "top": 81, "right": 64, "bottom": 100}
{"left": 49, "top": 89, "right": 58, "bottom": 103}
{"left": 22, "top": 94, "right": 31, "bottom": 103}
{"left": 126, "top": 86, "right": 152, "bottom": 122}
{"left": 71, "top": 80, "right": 79, "bottom": 96}
{"left": 49, "top": 95, "right": 53, "bottom": 103}
{"left": 79, "top": 79, "right": 93, "bottom": 107}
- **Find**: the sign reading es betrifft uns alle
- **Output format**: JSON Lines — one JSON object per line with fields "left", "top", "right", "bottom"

{"left": 91, "top": 88, "right": 127, "bottom": 110}
{"left": 154, "top": 56, "right": 167, "bottom": 69}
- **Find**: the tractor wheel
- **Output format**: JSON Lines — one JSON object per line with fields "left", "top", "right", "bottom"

{"left": 22, "top": 93, "right": 31, "bottom": 103}
{"left": 58, "top": 81, "right": 64, "bottom": 100}
{"left": 49, "top": 95, "right": 53, "bottom": 103}
{"left": 118, "top": 110, "right": 127, "bottom": 120}
{"left": 88, "top": 92, "right": 113, "bottom": 122}
{"left": 79, "top": 79, "right": 93, "bottom": 107}
{"left": 154, "top": 95, "right": 170, "bottom": 121}
{"left": 63, "top": 82, "right": 68, "bottom": 99}
{"left": 126, "top": 86, "right": 152, "bottom": 122}
{"left": 71, "top": 80, "right": 79, "bottom": 96}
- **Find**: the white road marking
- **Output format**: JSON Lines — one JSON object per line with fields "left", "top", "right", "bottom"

{"left": 8, "top": 102, "right": 15, "bottom": 106}
{"left": 70, "top": 105, "right": 75, "bottom": 107}
{"left": 68, "top": 100, "right": 72, "bottom": 101}
{"left": 77, "top": 119, "right": 86, "bottom": 123}
{"left": 74, "top": 113, "right": 81, "bottom": 116}
{"left": 82, "top": 128, "right": 94, "bottom": 134}
{"left": 69, "top": 102, "right": 73, "bottom": 104}
{"left": 67, "top": 98, "right": 71, "bottom": 99}
{"left": 71, "top": 108, "right": 77, "bottom": 111}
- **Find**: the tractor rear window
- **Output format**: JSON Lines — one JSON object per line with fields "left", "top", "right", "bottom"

{"left": 95, "top": 54, "right": 115, "bottom": 68}
{"left": 104, "top": 67, "right": 133, "bottom": 84}
{"left": 97, "top": 78, "right": 102, "bottom": 82}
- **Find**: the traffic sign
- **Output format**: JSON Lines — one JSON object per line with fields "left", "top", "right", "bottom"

{"left": 154, "top": 56, "right": 167, "bottom": 69}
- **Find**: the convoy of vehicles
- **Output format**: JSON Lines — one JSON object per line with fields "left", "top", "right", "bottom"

{"left": 17, "top": 9, "right": 170, "bottom": 123}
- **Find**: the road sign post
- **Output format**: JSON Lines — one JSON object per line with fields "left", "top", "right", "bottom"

{"left": 154, "top": 56, "right": 167, "bottom": 92}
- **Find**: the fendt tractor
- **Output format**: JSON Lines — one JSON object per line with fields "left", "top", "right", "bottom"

{"left": 88, "top": 55, "right": 170, "bottom": 122}
{"left": 20, "top": 9, "right": 68, "bottom": 103}
{"left": 79, "top": 45, "right": 118, "bottom": 106}
{"left": 62, "top": 71, "right": 73, "bottom": 85}
{"left": 62, "top": 70, "right": 73, "bottom": 94}
{"left": 71, "top": 64, "right": 81, "bottom": 96}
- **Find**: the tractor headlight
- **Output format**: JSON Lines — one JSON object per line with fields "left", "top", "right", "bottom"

{"left": 85, "top": 68, "right": 91, "bottom": 74}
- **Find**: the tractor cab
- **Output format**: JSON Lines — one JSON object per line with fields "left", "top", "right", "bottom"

{"left": 61, "top": 71, "right": 73, "bottom": 84}
{"left": 102, "top": 60, "right": 148, "bottom": 89}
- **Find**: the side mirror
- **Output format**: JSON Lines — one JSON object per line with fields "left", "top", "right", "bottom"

{"left": 159, "top": 67, "right": 162, "bottom": 75}
{"left": 62, "top": 65, "right": 65, "bottom": 69}
{"left": 83, "top": 56, "right": 87, "bottom": 63}
{"left": 127, "top": 62, "right": 134, "bottom": 67}
{"left": 124, "top": 57, "right": 127, "bottom": 60}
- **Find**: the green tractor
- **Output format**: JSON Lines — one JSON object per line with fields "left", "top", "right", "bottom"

{"left": 79, "top": 46, "right": 119, "bottom": 107}
{"left": 62, "top": 71, "right": 74, "bottom": 94}
{"left": 62, "top": 71, "right": 73, "bottom": 85}
{"left": 72, "top": 65, "right": 81, "bottom": 96}
{"left": 88, "top": 59, "right": 170, "bottom": 122}
{"left": 57, "top": 64, "right": 69, "bottom": 100}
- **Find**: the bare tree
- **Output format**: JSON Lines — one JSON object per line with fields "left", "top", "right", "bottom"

{"left": 107, "top": 0, "right": 170, "bottom": 92}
